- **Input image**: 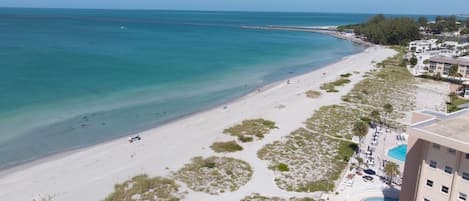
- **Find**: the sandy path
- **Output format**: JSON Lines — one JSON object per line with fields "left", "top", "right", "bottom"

{"left": 0, "top": 46, "right": 396, "bottom": 201}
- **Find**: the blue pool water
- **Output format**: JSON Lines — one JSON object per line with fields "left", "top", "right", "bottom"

{"left": 388, "top": 145, "right": 407, "bottom": 162}
{"left": 363, "top": 198, "right": 399, "bottom": 201}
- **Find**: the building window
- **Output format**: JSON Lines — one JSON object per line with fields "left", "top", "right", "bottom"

{"left": 463, "top": 172, "right": 469, "bottom": 181}
{"left": 465, "top": 153, "right": 469, "bottom": 159}
{"left": 429, "top": 160, "right": 437, "bottom": 168}
{"left": 460, "top": 193, "right": 468, "bottom": 201}
{"left": 449, "top": 148, "right": 456, "bottom": 155}
{"left": 445, "top": 166, "right": 453, "bottom": 174}
{"left": 426, "top": 179, "right": 434, "bottom": 187}
{"left": 424, "top": 198, "right": 430, "bottom": 201}
{"left": 432, "top": 143, "right": 440, "bottom": 149}
{"left": 442, "top": 185, "right": 449, "bottom": 193}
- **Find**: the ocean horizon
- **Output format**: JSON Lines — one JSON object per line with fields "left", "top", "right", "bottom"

{"left": 0, "top": 8, "right": 423, "bottom": 170}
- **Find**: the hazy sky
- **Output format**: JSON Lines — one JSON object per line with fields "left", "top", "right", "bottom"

{"left": 2, "top": 0, "right": 469, "bottom": 15}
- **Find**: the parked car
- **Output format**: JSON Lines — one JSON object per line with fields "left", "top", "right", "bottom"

{"left": 362, "top": 175, "right": 374, "bottom": 182}
{"left": 364, "top": 168, "right": 376, "bottom": 175}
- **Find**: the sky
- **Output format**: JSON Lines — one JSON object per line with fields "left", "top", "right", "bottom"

{"left": 1, "top": 0, "right": 469, "bottom": 15}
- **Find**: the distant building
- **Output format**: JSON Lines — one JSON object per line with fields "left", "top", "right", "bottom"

{"left": 428, "top": 56, "right": 469, "bottom": 79}
{"left": 400, "top": 109, "right": 469, "bottom": 201}
{"left": 408, "top": 39, "right": 438, "bottom": 53}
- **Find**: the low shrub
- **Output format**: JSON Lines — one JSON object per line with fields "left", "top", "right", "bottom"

{"left": 210, "top": 141, "right": 243, "bottom": 153}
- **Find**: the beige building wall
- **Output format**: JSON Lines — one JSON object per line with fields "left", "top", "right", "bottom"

{"left": 400, "top": 110, "right": 469, "bottom": 201}
{"left": 415, "top": 143, "right": 460, "bottom": 201}
{"left": 452, "top": 155, "right": 469, "bottom": 201}
{"left": 429, "top": 61, "right": 469, "bottom": 78}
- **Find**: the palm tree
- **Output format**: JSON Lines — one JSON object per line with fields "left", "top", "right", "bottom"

{"left": 384, "top": 162, "right": 400, "bottom": 185}
{"left": 448, "top": 64, "right": 459, "bottom": 80}
{"left": 352, "top": 121, "right": 369, "bottom": 140}
{"left": 356, "top": 157, "right": 364, "bottom": 170}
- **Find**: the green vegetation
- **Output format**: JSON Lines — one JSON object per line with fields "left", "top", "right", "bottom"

{"left": 416, "top": 15, "right": 469, "bottom": 34}
{"left": 305, "top": 90, "right": 322, "bottom": 98}
{"left": 210, "top": 141, "right": 243, "bottom": 153}
{"left": 224, "top": 119, "right": 277, "bottom": 142}
{"left": 384, "top": 162, "right": 400, "bottom": 185}
{"left": 104, "top": 175, "right": 184, "bottom": 201}
{"left": 241, "top": 193, "right": 316, "bottom": 201}
{"left": 352, "top": 121, "right": 368, "bottom": 138}
{"left": 320, "top": 78, "right": 351, "bottom": 93}
{"left": 417, "top": 16, "right": 427, "bottom": 27}
{"left": 370, "top": 110, "right": 380, "bottom": 122}
{"left": 258, "top": 128, "right": 357, "bottom": 192}
{"left": 448, "top": 64, "right": 463, "bottom": 80}
{"left": 409, "top": 56, "right": 417, "bottom": 66}
{"left": 340, "top": 73, "right": 353, "bottom": 78}
{"left": 417, "top": 74, "right": 463, "bottom": 84}
{"left": 429, "top": 15, "right": 459, "bottom": 33}
{"left": 447, "top": 92, "right": 469, "bottom": 113}
{"left": 341, "top": 48, "right": 416, "bottom": 128}
{"left": 461, "top": 28, "right": 469, "bottom": 35}
{"left": 174, "top": 156, "right": 252, "bottom": 195}
{"left": 383, "top": 103, "right": 394, "bottom": 114}
{"left": 306, "top": 105, "right": 366, "bottom": 139}
{"left": 257, "top": 46, "right": 417, "bottom": 194}
{"left": 277, "top": 163, "right": 289, "bottom": 172}
{"left": 338, "top": 14, "right": 420, "bottom": 45}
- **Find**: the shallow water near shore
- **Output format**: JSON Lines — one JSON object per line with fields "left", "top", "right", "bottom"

{"left": 0, "top": 8, "right": 372, "bottom": 169}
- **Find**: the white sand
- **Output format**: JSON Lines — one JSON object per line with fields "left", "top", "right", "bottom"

{"left": 414, "top": 78, "right": 450, "bottom": 112}
{"left": 0, "top": 46, "right": 396, "bottom": 201}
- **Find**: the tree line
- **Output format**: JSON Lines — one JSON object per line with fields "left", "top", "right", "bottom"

{"left": 338, "top": 14, "right": 420, "bottom": 45}
{"left": 338, "top": 14, "right": 469, "bottom": 45}
{"left": 418, "top": 15, "right": 469, "bottom": 34}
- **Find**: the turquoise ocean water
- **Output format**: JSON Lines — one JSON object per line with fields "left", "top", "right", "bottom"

{"left": 0, "top": 8, "right": 374, "bottom": 169}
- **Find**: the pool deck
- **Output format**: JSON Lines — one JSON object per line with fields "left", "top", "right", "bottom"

{"left": 329, "top": 124, "right": 405, "bottom": 201}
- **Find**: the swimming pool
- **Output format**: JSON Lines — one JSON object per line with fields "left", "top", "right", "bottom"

{"left": 388, "top": 144, "right": 407, "bottom": 162}
{"left": 363, "top": 197, "right": 399, "bottom": 201}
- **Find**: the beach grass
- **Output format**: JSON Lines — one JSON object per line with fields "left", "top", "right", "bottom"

{"left": 340, "top": 73, "right": 353, "bottom": 78}
{"left": 320, "top": 78, "right": 351, "bottom": 93}
{"left": 305, "top": 90, "right": 322, "bottom": 98}
{"left": 174, "top": 156, "right": 252, "bottom": 195}
{"left": 341, "top": 48, "right": 416, "bottom": 128}
{"left": 306, "top": 105, "right": 365, "bottom": 139}
{"left": 258, "top": 128, "right": 356, "bottom": 192}
{"left": 256, "top": 48, "right": 414, "bottom": 194}
{"left": 210, "top": 141, "right": 243, "bottom": 153}
{"left": 103, "top": 174, "right": 184, "bottom": 201}
{"left": 241, "top": 193, "right": 316, "bottom": 201}
{"left": 223, "top": 119, "right": 277, "bottom": 142}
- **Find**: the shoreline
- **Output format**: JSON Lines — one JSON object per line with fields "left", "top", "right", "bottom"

{"left": 0, "top": 32, "right": 366, "bottom": 174}
{"left": 241, "top": 25, "right": 373, "bottom": 46}
{"left": 0, "top": 38, "right": 397, "bottom": 201}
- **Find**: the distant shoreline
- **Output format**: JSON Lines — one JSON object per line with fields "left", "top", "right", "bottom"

{"left": 240, "top": 25, "right": 373, "bottom": 46}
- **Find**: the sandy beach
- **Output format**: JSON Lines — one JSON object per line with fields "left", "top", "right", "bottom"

{"left": 0, "top": 45, "right": 397, "bottom": 201}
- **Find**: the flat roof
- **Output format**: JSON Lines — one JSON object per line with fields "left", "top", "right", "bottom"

{"left": 421, "top": 114, "right": 469, "bottom": 142}
{"left": 429, "top": 56, "right": 469, "bottom": 66}
{"left": 410, "top": 109, "right": 469, "bottom": 150}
